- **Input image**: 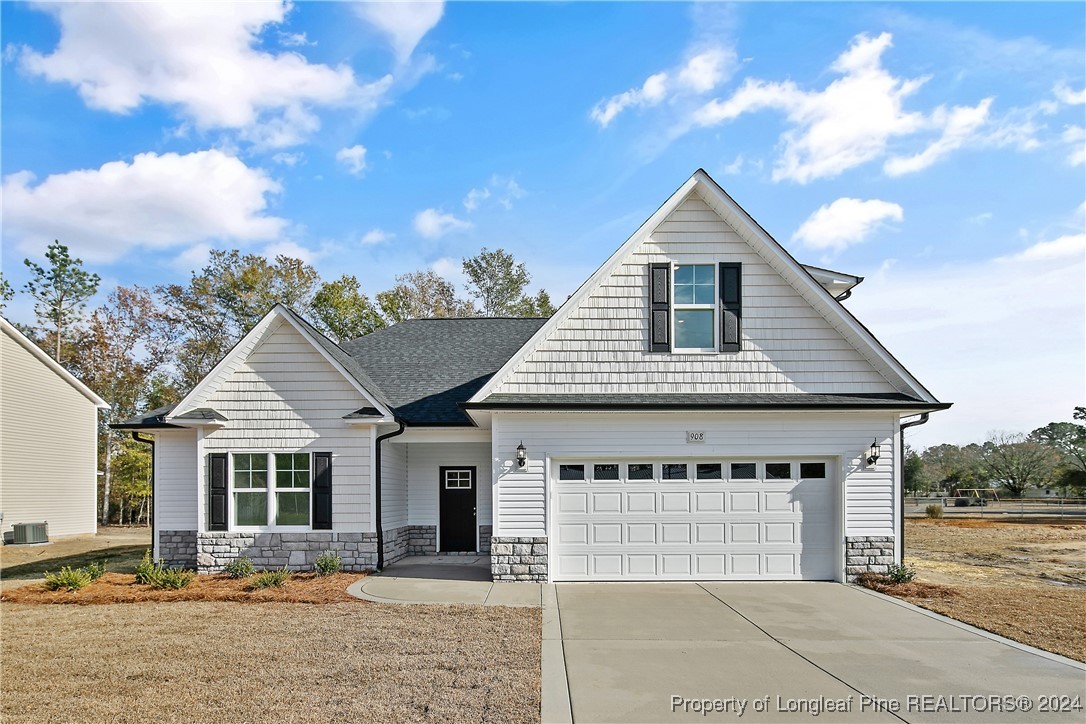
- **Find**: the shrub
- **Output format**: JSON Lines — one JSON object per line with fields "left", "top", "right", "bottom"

{"left": 250, "top": 567, "right": 291, "bottom": 589}
{"left": 43, "top": 566, "right": 92, "bottom": 592}
{"left": 925, "top": 504, "right": 943, "bottom": 519}
{"left": 85, "top": 560, "right": 106, "bottom": 581}
{"left": 152, "top": 568, "right": 195, "bottom": 590}
{"left": 886, "top": 562, "right": 916, "bottom": 584}
{"left": 134, "top": 550, "right": 161, "bottom": 585}
{"left": 224, "top": 556, "right": 255, "bottom": 579}
{"left": 314, "top": 551, "right": 342, "bottom": 576}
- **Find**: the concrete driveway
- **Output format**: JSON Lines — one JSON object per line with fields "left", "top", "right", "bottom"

{"left": 546, "top": 582, "right": 1085, "bottom": 723}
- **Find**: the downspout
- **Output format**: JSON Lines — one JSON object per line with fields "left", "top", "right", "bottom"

{"left": 374, "top": 418, "right": 406, "bottom": 571}
{"left": 898, "top": 413, "right": 930, "bottom": 562}
{"left": 130, "top": 432, "right": 156, "bottom": 552}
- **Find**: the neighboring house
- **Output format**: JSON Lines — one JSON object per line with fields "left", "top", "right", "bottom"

{"left": 116, "top": 170, "right": 949, "bottom": 582}
{"left": 1, "top": 317, "right": 109, "bottom": 539}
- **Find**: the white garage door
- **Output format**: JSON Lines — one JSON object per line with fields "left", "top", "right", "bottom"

{"left": 551, "top": 459, "right": 836, "bottom": 581}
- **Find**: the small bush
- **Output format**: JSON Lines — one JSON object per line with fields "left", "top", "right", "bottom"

{"left": 43, "top": 566, "right": 92, "bottom": 592}
{"left": 84, "top": 560, "right": 106, "bottom": 581}
{"left": 314, "top": 551, "right": 342, "bottom": 576}
{"left": 134, "top": 550, "right": 161, "bottom": 585}
{"left": 224, "top": 556, "right": 255, "bottom": 579}
{"left": 250, "top": 567, "right": 291, "bottom": 589}
{"left": 925, "top": 504, "right": 943, "bottom": 519}
{"left": 152, "top": 568, "right": 195, "bottom": 590}
{"left": 886, "top": 562, "right": 917, "bottom": 584}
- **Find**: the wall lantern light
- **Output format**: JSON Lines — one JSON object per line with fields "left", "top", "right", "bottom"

{"left": 516, "top": 441, "right": 527, "bottom": 469}
{"left": 866, "top": 439, "right": 881, "bottom": 466}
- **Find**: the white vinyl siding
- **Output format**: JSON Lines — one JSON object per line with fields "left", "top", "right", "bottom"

{"left": 199, "top": 318, "right": 373, "bottom": 532}
{"left": 0, "top": 327, "right": 100, "bottom": 537}
{"left": 492, "top": 193, "right": 899, "bottom": 395}
{"left": 405, "top": 442, "right": 492, "bottom": 527}
{"left": 382, "top": 439, "right": 408, "bottom": 530}
{"left": 492, "top": 411, "right": 898, "bottom": 544}
{"left": 154, "top": 429, "right": 198, "bottom": 530}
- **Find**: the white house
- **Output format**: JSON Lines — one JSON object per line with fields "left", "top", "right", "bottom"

{"left": 1, "top": 316, "right": 109, "bottom": 539}
{"left": 116, "top": 170, "right": 949, "bottom": 582}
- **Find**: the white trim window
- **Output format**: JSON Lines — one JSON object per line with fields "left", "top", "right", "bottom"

{"left": 673, "top": 264, "right": 716, "bottom": 351}
{"left": 231, "top": 452, "right": 312, "bottom": 529}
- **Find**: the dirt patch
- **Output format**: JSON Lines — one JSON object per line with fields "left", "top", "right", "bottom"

{"left": 1, "top": 571, "right": 371, "bottom": 605}
{"left": 1, "top": 526, "right": 151, "bottom": 583}
{"left": 1, "top": 600, "right": 542, "bottom": 723}
{"left": 898, "top": 520, "right": 1086, "bottom": 662}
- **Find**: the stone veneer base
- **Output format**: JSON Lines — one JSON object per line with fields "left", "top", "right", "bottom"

{"left": 845, "top": 536, "right": 896, "bottom": 580}
{"left": 159, "top": 530, "right": 197, "bottom": 568}
{"left": 196, "top": 532, "right": 377, "bottom": 574}
{"left": 490, "top": 536, "right": 548, "bottom": 582}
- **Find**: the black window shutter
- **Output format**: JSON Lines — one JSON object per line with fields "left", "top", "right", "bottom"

{"left": 649, "top": 263, "right": 671, "bottom": 352}
{"left": 719, "top": 262, "right": 742, "bottom": 353}
{"left": 208, "top": 453, "right": 228, "bottom": 531}
{"left": 312, "top": 452, "right": 333, "bottom": 530}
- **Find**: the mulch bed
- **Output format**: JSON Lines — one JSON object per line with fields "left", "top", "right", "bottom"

{"left": 854, "top": 573, "right": 958, "bottom": 600}
{"left": 0, "top": 571, "right": 367, "bottom": 605}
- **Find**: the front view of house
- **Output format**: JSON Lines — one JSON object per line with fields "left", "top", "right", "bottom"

{"left": 117, "top": 170, "right": 949, "bottom": 583}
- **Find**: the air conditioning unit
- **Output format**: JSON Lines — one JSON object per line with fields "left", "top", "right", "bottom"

{"left": 12, "top": 522, "right": 48, "bottom": 545}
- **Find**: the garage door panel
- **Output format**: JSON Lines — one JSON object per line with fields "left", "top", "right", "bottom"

{"left": 627, "top": 523, "right": 656, "bottom": 544}
{"left": 558, "top": 523, "right": 588, "bottom": 545}
{"left": 592, "top": 491, "right": 622, "bottom": 513}
{"left": 558, "top": 492, "right": 588, "bottom": 513}
{"left": 764, "top": 522, "right": 795, "bottom": 544}
{"left": 728, "top": 491, "right": 760, "bottom": 512}
{"left": 695, "top": 491, "right": 725, "bottom": 512}
{"left": 660, "top": 523, "right": 691, "bottom": 544}
{"left": 627, "top": 492, "right": 656, "bottom": 512}
{"left": 660, "top": 492, "right": 691, "bottom": 512}
{"left": 628, "top": 555, "right": 657, "bottom": 576}
{"left": 592, "top": 523, "right": 622, "bottom": 544}
{"left": 730, "top": 522, "right": 760, "bottom": 543}
{"left": 696, "top": 523, "right": 725, "bottom": 543}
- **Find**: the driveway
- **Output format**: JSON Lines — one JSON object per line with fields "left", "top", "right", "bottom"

{"left": 548, "top": 582, "right": 1085, "bottom": 723}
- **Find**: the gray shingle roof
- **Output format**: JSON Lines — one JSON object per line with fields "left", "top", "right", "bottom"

{"left": 112, "top": 403, "right": 180, "bottom": 429}
{"left": 465, "top": 392, "right": 951, "bottom": 410}
{"left": 340, "top": 317, "right": 548, "bottom": 425}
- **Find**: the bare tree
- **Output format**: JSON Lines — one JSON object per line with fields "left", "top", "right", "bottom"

{"left": 979, "top": 431, "right": 1059, "bottom": 497}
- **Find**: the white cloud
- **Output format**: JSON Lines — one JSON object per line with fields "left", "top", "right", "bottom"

{"left": 590, "top": 72, "right": 669, "bottom": 128}
{"left": 884, "top": 98, "right": 993, "bottom": 176}
{"left": 678, "top": 48, "right": 733, "bottom": 93}
{"left": 792, "top": 197, "right": 904, "bottom": 253}
{"left": 336, "top": 144, "right": 368, "bottom": 176}
{"left": 263, "top": 240, "right": 323, "bottom": 264}
{"left": 965, "top": 212, "right": 993, "bottom": 225}
{"left": 413, "top": 208, "right": 472, "bottom": 239}
{"left": 20, "top": 2, "right": 391, "bottom": 148}
{"left": 463, "top": 187, "right": 490, "bottom": 212}
{"left": 278, "top": 31, "right": 313, "bottom": 48}
{"left": 354, "top": 1, "right": 444, "bottom": 63}
{"left": 999, "top": 233, "right": 1085, "bottom": 262}
{"left": 848, "top": 230, "right": 1085, "bottom": 447}
{"left": 1054, "top": 83, "right": 1086, "bottom": 106}
{"left": 361, "top": 228, "right": 392, "bottom": 245}
{"left": 3, "top": 150, "right": 285, "bottom": 262}
{"left": 462, "top": 176, "right": 525, "bottom": 212}
{"left": 271, "top": 152, "right": 303, "bottom": 167}
{"left": 722, "top": 154, "right": 745, "bottom": 175}
{"left": 429, "top": 256, "right": 467, "bottom": 288}
{"left": 1061, "top": 125, "right": 1085, "bottom": 167}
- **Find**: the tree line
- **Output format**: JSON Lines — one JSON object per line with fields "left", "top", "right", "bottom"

{"left": 0, "top": 242, "right": 557, "bottom": 526}
{"left": 904, "top": 408, "right": 1086, "bottom": 497}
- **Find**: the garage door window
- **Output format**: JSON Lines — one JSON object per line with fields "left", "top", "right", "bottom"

{"left": 662, "top": 463, "right": 688, "bottom": 480}
{"left": 628, "top": 463, "right": 654, "bottom": 480}
{"left": 593, "top": 464, "right": 620, "bottom": 481}
{"left": 766, "top": 463, "right": 792, "bottom": 480}
{"left": 559, "top": 464, "right": 585, "bottom": 480}
{"left": 800, "top": 462, "right": 827, "bottom": 479}
{"left": 730, "top": 463, "right": 756, "bottom": 480}
{"left": 696, "top": 463, "right": 722, "bottom": 480}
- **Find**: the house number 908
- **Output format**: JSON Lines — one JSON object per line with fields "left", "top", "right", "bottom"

{"left": 687, "top": 431, "right": 705, "bottom": 443}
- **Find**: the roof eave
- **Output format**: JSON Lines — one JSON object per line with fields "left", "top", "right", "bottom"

{"left": 461, "top": 401, "right": 953, "bottom": 412}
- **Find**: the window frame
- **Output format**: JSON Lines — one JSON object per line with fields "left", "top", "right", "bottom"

{"left": 671, "top": 263, "right": 718, "bottom": 353}
{"left": 228, "top": 451, "right": 314, "bottom": 531}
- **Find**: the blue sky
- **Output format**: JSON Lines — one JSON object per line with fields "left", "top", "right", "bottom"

{"left": 2, "top": 2, "right": 1084, "bottom": 447}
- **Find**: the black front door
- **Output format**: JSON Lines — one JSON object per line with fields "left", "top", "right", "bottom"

{"left": 439, "top": 466, "right": 477, "bottom": 552}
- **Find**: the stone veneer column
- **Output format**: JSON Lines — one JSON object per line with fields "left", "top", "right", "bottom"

{"left": 490, "top": 536, "right": 547, "bottom": 582}
{"left": 845, "top": 536, "right": 896, "bottom": 580}
{"left": 158, "top": 530, "right": 197, "bottom": 568}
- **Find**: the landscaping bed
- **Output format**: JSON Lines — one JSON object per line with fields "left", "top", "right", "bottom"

{"left": 862, "top": 519, "right": 1086, "bottom": 662}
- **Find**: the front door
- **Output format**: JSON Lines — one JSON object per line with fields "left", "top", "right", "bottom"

{"left": 439, "top": 466, "right": 477, "bottom": 552}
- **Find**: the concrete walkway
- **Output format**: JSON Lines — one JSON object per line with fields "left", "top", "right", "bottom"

{"left": 549, "top": 582, "right": 1086, "bottom": 724}
{"left": 347, "top": 555, "right": 542, "bottom": 607}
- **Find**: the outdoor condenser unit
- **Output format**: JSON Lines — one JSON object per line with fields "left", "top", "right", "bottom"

{"left": 12, "top": 522, "right": 48, "bottom": 545}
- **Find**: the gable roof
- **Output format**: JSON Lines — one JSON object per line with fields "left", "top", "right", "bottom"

{"left": 464, "top": 392, "right": 950, "bottom": 411}
{"left": 341, "top": 317, "right": 547, "bottom": 425}
{"left": 0, "top": 316, "right": 109, "bottom": 410}
{"left": 468, "top": 168, "right": 942, "bottom": 407}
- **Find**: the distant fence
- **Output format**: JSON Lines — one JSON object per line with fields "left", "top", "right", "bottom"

{"left": 905, "top": 497, "right": 1086, "bottom": 519}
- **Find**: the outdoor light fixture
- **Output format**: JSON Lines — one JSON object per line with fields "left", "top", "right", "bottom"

{"left": 866, "top": 439, "right": 881, "bottom": 466}
{"left": 516, "top": 441, "right": 527, "bottom": 468}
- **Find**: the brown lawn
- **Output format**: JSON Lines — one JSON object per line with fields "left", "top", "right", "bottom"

{"left": 875, "top": 519, "right": 1086, "bottom": 662}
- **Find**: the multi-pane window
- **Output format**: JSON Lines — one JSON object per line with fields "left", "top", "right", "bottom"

{"left": 444, "top": 469, "right": 473, "bottom": 489}
{"left": 765, "top": 463, "right": 792, "bottom": 480}
{"left": 673, "top": 265, "right": 716, "bottom": 350}
{"left": 730, "top": 462, "right": 757, "bottom": 480}
{"left": 559, "top": 465, "right": 585, "bottom": 481}
{"left": 231, "top": 452, "right": 311, "bottom": 528}
{"left": 593, "top": 464, "right": 620, "bottom": 481}
{"left": 628, "top": 463, "right": 654, "bottom": 480}
{"left": 696, "top": 463, "right": 723, "bottom": 480}
{"left": 662, "top": 463, "right": 688, "bottom": 480}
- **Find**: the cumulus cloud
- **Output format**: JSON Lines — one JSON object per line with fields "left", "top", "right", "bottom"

{"left": 336, "top": 144, "right": 368, "bottom": 175}
{"left": 361, "top": 228, "right": 392, "bottom": 245}
{"left": 998, "top": 233, "right": 1085, "bottom": 262}
{"left": 3, "top": 150, "right": 285, "bottom": 262}
{"left": 463, "top": 187, "right": 490, "bottom": 212}
{"left": 792, "top": 197, "right": 904, "bottom": 253}
{"left": 1061, "top": 125, "right": 1085, "bottom": 167}
{"left": 1054, "top": 83, "right": 1086, "bottom": 106}
{"left": 354, "top": 1, "right": 444, "bottom": 63}
{"left": 883, "top": 98, "right": 994, "bottom": 176}
{"left": 20, "top": 2, "right": 392, "bottom": 148}
{"left": 677, "top": 49, "right": 732, "bottom": 93}
{"left": 590, "top": 72, "right": 669, "bottom": 128}
{"left": 413, "top": 208, "right": 472, "bottom": 239}
{"left": 463, "top": 176, "right": 525, "bottom": 211}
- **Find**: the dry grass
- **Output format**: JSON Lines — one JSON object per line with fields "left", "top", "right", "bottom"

{"left": 1, "top": 572, "right": 367, "bottom": 605}
{"left": 854, "top": 573, "right": 958, "bottom": 600}
{"left": 1, "top": 600, "right": 542, "bottom": 723}
{"left": 1, "top": 526, "right": 150, "bottom": 582}
{"left": 895, "top": 519, "right": 1086, "bottom": 662}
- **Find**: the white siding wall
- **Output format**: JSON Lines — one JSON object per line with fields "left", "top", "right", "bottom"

{"left": 492, "top": 411, "right": 897, "bottom": 540}
{"left": 406, "top": 442, "right": 493, "bottom": 527}
{"left": 199, "top": 318, "right": 374, "bottom": 532}
{"left": 0, "top": 328, "right": 99, "bottom": 537}
{"left": 382, "top": 438, "right": 408, "bottom": 530}
{"left": 154, "top": 429, "right": 198, "bottom": 530}
{"left": 494, "top": 194, "right": 898, "bottom": 395}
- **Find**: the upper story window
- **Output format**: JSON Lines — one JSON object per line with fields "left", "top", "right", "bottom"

{"left": 673, "top": 265, "right": 716, "bottom": 351}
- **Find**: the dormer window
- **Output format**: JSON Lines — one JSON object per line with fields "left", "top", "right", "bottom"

{"left": 674, "top": 265, "right": 716, "bottom": 351}
{"left": 649, "top": 261, "right": 742, "bottom": 354}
